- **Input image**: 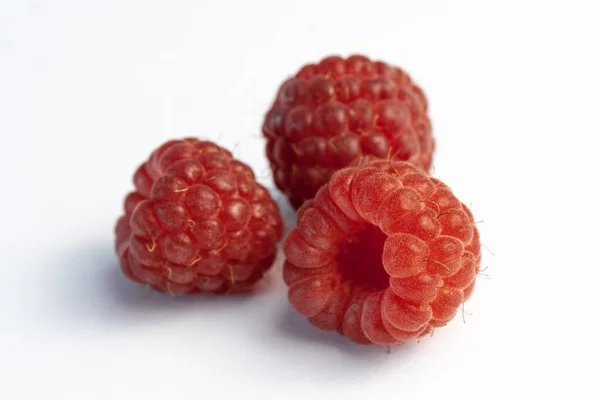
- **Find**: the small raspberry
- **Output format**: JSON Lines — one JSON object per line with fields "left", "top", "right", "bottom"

{"left": 264, "top": 54, "right": 434, "bottom": 209}
{"left": 115, "top": 138, "right": 284, "bottom": 295}
{"left": 283, "top": 161, "right": 480, "bottom": 345}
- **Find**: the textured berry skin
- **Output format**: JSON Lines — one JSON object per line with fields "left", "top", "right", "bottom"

{"left": 283, "top": 161, "right": 480, "bottom": 345}
{"left": 115, "top": 139, "right": 284, "bottom": 295}
{"left": 264, "top": 55, "right": 434, "bottom": 209}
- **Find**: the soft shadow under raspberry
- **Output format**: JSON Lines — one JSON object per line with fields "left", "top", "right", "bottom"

{"left": 48, "top": 241, "right": 258, "bottom": 330}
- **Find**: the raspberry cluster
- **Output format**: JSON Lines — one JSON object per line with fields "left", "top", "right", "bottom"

{"left": 115, "top": 139, "right": 284, "bottom": 294}
{"left": 283, "top": 160, "right": 480, "bottom": 344}
{"left": 114, "top": 54, "right": 482, "bottom": 346}
{"left": 264, "top": 55, "right": 433, "bottom": 209}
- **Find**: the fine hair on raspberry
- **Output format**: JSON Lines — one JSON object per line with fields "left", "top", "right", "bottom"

{"left": 283, "top": 160, "right": 481, "bottom": 345}
{"left": 115, "top": 138, "right": 284, "bottom": 295}
{"left": 264, "top": 54, "right": 434, "bottom": 209}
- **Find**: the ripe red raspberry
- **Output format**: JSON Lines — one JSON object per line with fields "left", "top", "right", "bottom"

{"left": 283, "top": 160, "right": 480, "bottom": 345}
{"left": 115, "top": 138, "right": 284, "bottom": 295}
{"left": 264, "top": 54, "right": 434, "bottom": 209}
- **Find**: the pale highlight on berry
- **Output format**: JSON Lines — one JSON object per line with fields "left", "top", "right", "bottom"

{"left": 282, "top": 160, "right": 481, "bottom": 345}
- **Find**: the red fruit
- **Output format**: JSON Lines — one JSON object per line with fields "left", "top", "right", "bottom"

{"left": 264, "top": 55, "right": 434, "bottom": 209}
{"left": 283, "top": 160, "right": 480, "bottom": 345}
{"left": 115, "top": 138, "right": 284, "bottom": 295}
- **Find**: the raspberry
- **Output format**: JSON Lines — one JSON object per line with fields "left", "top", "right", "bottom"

{"left": 115, "top": 138, "right": 284, "bottom": 295}
{"left": 283, "top": 160, "right": 480, "bottom": 344}
{"left": 263, "top": 54, "right": 434, "bottom": 209}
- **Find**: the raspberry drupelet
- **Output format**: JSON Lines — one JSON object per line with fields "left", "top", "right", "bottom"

{"left": 115, "top": 138, "right": 284, "bottom": 295}
{"left": 283, "top": 160, "right": 480, "bottom": 345}
{"left": 264, "top": 54, "right": 434, "bottom": 209}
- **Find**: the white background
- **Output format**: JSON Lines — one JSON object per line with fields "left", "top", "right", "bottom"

{"left": 1, "top": 0, "right": 599, "bottom": 398}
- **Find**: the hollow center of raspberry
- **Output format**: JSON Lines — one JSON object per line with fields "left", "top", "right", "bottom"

{"left": 336, "top": 224, "right": 389, "bottom": 292}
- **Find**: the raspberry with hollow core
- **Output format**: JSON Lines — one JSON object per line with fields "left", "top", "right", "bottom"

{"left": 283, "top": 160, "right": 480, "bottom": 344}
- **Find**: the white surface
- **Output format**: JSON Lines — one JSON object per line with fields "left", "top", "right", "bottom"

{"left": 1, "top": 1, "right": 599, "bottom": 399}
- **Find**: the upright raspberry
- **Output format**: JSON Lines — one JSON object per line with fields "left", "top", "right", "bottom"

{"left": 283, "top": 161, "right": 480, "bottom": 345}
{"left": 264, "top": 55, "right": 434, "bottom": 209}
{"left": 115, "top": 139, "right": 284, "bottom": 295}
